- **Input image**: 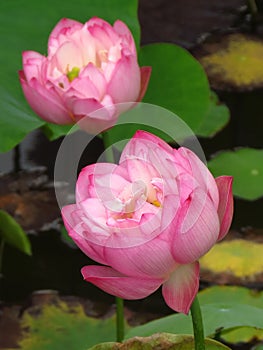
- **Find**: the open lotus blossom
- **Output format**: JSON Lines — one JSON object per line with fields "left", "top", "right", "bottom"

{"left": 19, "top": 17, "right": 151, "bottom": 133}
{"left": 62, "top": 131, "right": 233, "bottom": 314}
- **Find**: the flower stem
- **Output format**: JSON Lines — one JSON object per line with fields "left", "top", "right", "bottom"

{"left": 116, "top": 297, "right": 125, "bottom": 342}
{"left": 101, "top": 131, "right": 125, "bottom": 342}
{"left": 190, "top": 295, "right": 205, "bottom": 350}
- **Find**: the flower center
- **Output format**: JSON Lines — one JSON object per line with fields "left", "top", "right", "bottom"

{"left": 66, "top": 66, "right": 80, "bottom": 82}
{"left": 107, "top": 179, "right": 162, "bottom": 225}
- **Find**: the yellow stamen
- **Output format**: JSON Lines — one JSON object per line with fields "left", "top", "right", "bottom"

{"left": 151, "top": 200, "right": 161, "bottom": 207}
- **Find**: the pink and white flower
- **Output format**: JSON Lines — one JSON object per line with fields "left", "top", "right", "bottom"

{"left": 19, "top": 18, "right": 151, "bottom": 133}
{"left": 62, "top": 131, "right": 233, "bottom": 314}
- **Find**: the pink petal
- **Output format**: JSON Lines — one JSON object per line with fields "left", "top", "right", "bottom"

{"left": 121, "top": 130, "right": 174, "bottom": 162}
{"left": 215, "top": 176, "right": 234, "bottom": 241}
{"left": 48, "top": 18, "right": 83, "bottom": 55}
{"left": 61, "top": 204, "right": 108, "bottom": 265}
{"left": 120, "top": 131, "right": 178, "bottom": 195}
{"left": 76, "top": 163, "right": 130, "bottom": 202}
{"left": 19, "top": 73, "right": 71, "bottom": 124}
{"left": 53, "top": 41, "right": 83, "bottom": 73}
{"left": 22, "top": 51, "right": 46, "bottom": 82}
{"left": 81, "top": 265, "right": 163, "bottom": 299}
{"left": 171, "top": 188, "right": 220, "bottom": 264}
{"left": 86, "top": 17, "right": 112, "bottom": 29}
{"left": 176, "top": 148, "right": 219, "bottom": 208}
{"left": 70, "top": 97, "right": 117, "bottom": 133}
{"left": 68, "top": 76, "right": 100, "bottom": 100}
{"left": 80, "top": 63, "right": 107, "bottom": 98}
{"left": 49, "top": 18, "right": 82, "bottom": 40}
{"left": 107, "top": 55, "right": 141, "bottom": 103}
{"left": 162, "top": 262, "right": 199, "bottom": 314}
{"left": 124, "top": 158, "right": 159, "bottom": 188}
{"left": 113, "top": 20, "right": 136, "bottom": 54}
{"left": 69, "top": 97, "right": 108, "bottom": 120}
{"left": 137, "top": 67, "right": 152, "bottom": 102}
{"left": 87, "top": 22, "right": 116, "bottom": 49}
{"left": 87, "top": 17, "right": 120, "bottom": 47}
{"left": 104, "top": 236, "right": 177, "bottom": 278}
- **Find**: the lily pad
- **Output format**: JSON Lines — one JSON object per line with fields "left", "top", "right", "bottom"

{"left": 19, "top": 301, "right": 116, "bottom": 350}
{"left": 196, "top": 91, "right": 230, "bottom": 137}
{"left": 198, "top": 286, "right": 263, "bottom": 344}
{"left": 125, "top": 303, "right": 263, "bottom": 341}
{"left": 138, "top": 43, "right": 211, "bottom": 133}
{"left": 198, "top": 33, "right": 263, "bottom": 91}
{"left": 221, "top": 326, "right": 263, "bottom": 344}
{"left": 90, "top": 333, "right": 230, "bottom": 349}
{"left": 208, "top": 148, "right": 263, "bottom": 200}
{"left": 200, "top": 239, "right": 263, "bottom": 280}
{"left": 198, "top": 285, "right": 263, "bottom": 307}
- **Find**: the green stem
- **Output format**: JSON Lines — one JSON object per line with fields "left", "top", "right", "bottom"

{"left": 190, "top": 296, "right": 205, "bottom": 350}
{"left": 101, "top": 131, "right": 125, "bottom": 342}
{"left": 0, "top": 239, "right": 5, "bottom": 275}
{"left": 116, "top": 297, "right": 125, "bottom": 342}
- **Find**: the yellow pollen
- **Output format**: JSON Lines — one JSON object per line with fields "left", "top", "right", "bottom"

{"left": 151, "top": 200, "right": 161, "bottom": 207}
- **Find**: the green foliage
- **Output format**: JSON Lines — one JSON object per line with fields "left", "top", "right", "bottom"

{"left": 89, "top": 333, "right": 230, "bottom": 350}
{"left": 139, "top": 43, "right": 211, "bottom": 133}
{"left": 106, "top": 103, "right": 185, "bottom": 151}
{"left": 126, "top": 287, "right": 263, "bottom": 343}
{"left": 0, "top": 87, "right": 44, "bottom": 153}
{"left": 208, "top": 148, "right": 263, "bottom": 200}
{"left": 0, "top": 0, "right": 139, "bottom": 153}
{"left": 42, "top": 123, "right": 73, "bottom": 141}
{"left": 196, "top": 91, "right": 230, "bottom": 137}
{"left": 19, "top": 302, "right": 116, "bottom": 350}
{"left": 198, "top": 286, "right": 263, "bottom": 307}
{"left": 0, "top": 210, "right": 31, "bottom": 255}
{"left": 199, "top": 286, "right": 263, "bottom": 344}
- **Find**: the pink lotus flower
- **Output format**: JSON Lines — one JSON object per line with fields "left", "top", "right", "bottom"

{"left": 19, "top": 18, "right": 151, "bottom": 133}
{"left": 62, "top": 131, "right": 233, "bottom": 314}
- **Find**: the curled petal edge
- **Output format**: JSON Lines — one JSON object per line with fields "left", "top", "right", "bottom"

{"left": 81, "top": 265, "right": 163, "bottom": 299}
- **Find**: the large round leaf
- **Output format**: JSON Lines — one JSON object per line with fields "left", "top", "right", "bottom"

{"left": 200, "top": 239, "right": 263, "bottom": 279}
{"left": 138, "top": 43, "right": 211, "bottom": 132}
{"left": 126, "top": 303, "right": 263, "bottom": 340}
{"left": 198, "top": 286, "right": 263, "bottom": 307}
{"left": 196, "top": 91, "right": 230, "bottom": 137}
{"left": 19, "top": 301, "right": 116, "bottom": 350}
{"left": 208, "top": 148, "right": 263, "bottom": 200}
